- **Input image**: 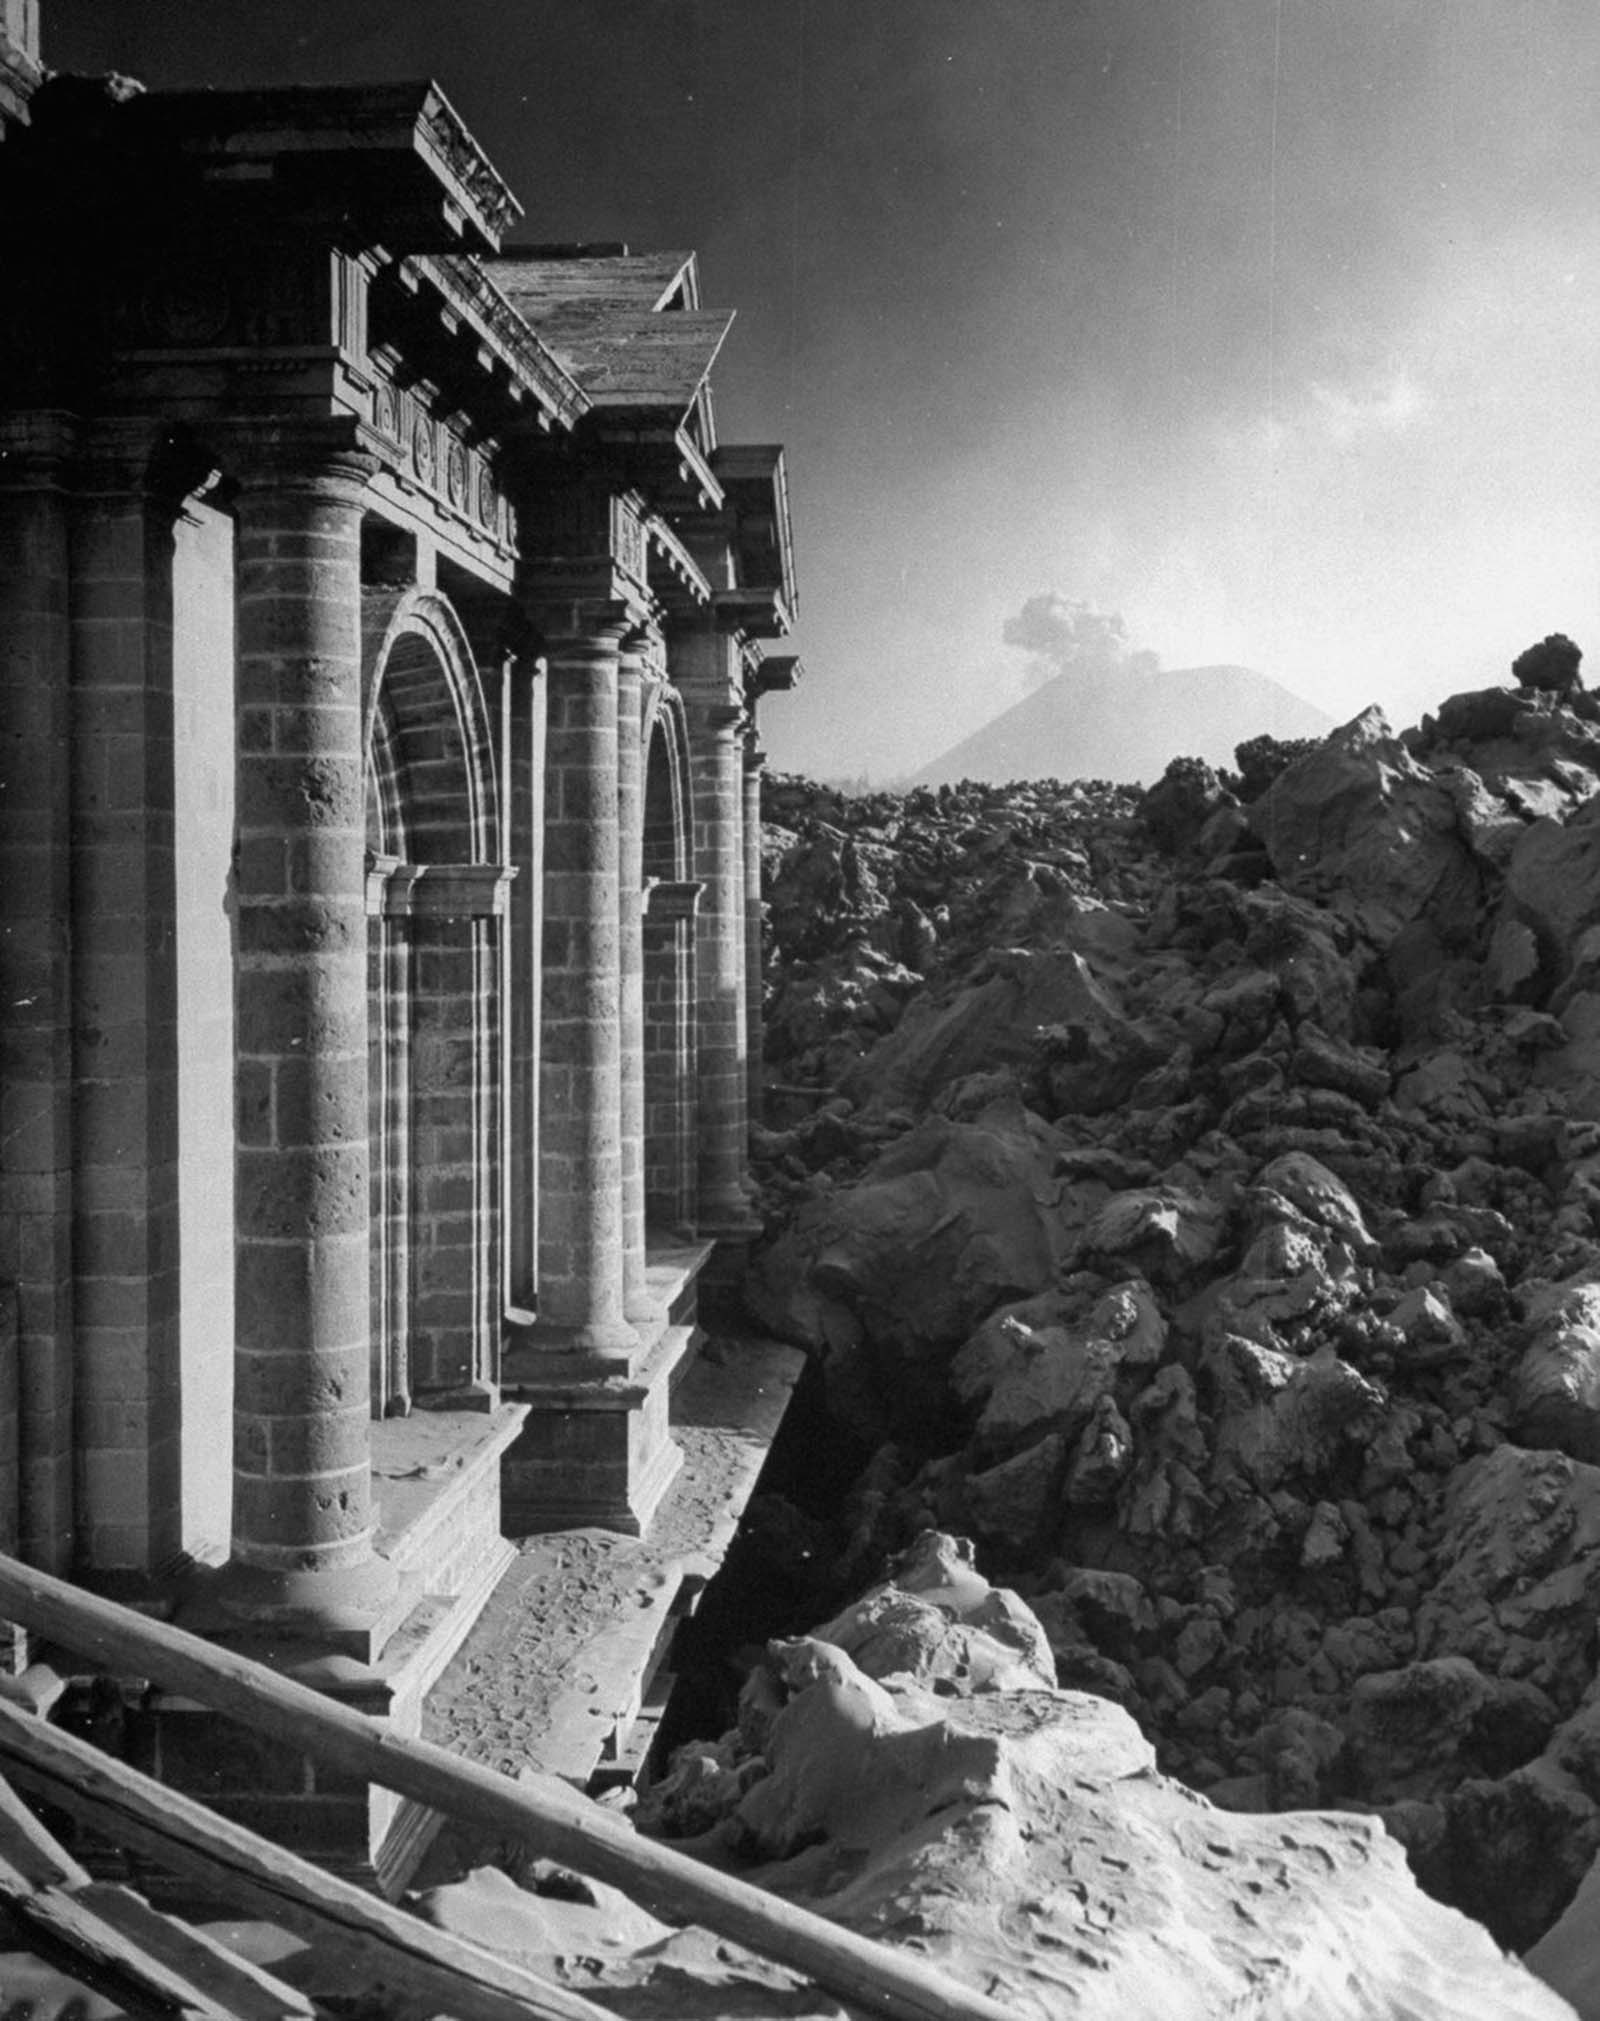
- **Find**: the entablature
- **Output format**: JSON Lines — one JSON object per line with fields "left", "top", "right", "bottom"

{"left": 517, "top": 481, "right": 653, "bottom": 617}
{"left": 130, "top": 79, "right": 519, "bottom": 252}
{"left": 710, "top": 442, "right": 798, "bottom": 620}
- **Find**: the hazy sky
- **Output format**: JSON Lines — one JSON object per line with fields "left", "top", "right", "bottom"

{"left": 46, "top": 1, "right": 1600, "bottom": 781}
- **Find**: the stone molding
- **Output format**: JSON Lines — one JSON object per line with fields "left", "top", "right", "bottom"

{"left": 412, "top": 81, "right": 523, "bottom": 247}
{"left": 366, "top": 353, "right": 517, "bottom": 555}
{"left": 365, "top": 857, "right": 515, "bottom": 919}
{"left": 426, "top": 254, "right": 585, "bottom": 428}
{"left": 215, "top": 418, "right": 380, "bottom": 506}
{"left": 645, "top": 878, "right": 705, "bottom": 922}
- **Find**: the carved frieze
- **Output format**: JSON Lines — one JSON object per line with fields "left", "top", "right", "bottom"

{"left": 611, "top": 495, "right": 646, "bottom": 588}
{"left": 445, "top": 435, "right": 469, "bottom": 511}
{"left": 140, "top": 264, "right": 232, "bottom": 347}
{"left": 373, "top": 379, "right": 402, "bottom": 444}
{"left": 411, "top": 409, "right": 437, "bottom": 488}
{"left": 118, "top": 243, "right": 334, "bottom": 353}
{"left": 367, "top": 364, "right": 513, "bottom": 552}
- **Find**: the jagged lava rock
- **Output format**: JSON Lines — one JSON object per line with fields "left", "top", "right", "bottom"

{"left": 1248, "top": 705, "right": 1481, "bottom": 944}
{"left": 1513, "top": 1268, "right": 1600, "bottom": 1462}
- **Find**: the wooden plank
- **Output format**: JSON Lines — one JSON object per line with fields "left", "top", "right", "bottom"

{"left": 68, "top": 1887, "right": 316, "bottom": 2021}
{"left": 0, "top": 1553, "right": 1007, "bottom": 2021}
{"left": 0, "top": 1879, "right": 241, "bottom": 2021}
{"left": 0, "top": 1699, "right": 616, "bottom": 2021}
{"left": 0, "top": 1770, "right": 312, "bottom": 2021}
{"left": 0, "top": 1767, "right": 90, "bottom": 1889}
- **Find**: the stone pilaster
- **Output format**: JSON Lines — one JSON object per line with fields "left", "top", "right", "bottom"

{"left": 68, "top": 419, "right": 185, "bottom": 1576}
{"left": 617, "top": 633, "right": 653, "bottom": 1322}
{"left": 689, "top": 698, "right": 759, "bottom": 1234}
{"left": 643, "top": 879, "right": 703, "bottom": 1234}
{"left": 743, "top": 738, "right": 767, "bottom": 1128}
{"left": 226, "top": 431, "right": 397, "bottom": 1648}
{"left": 500, "top": 643, "right": 545, "bottom": 1318}
{"left": 533, "top": 613, "right": 638, "bottom": 1361}
{"left": 0, "top": 411, "right": 76, "bottom": 1576}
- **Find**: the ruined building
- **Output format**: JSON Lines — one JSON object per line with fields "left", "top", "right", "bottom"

{"left": 0, "top": 7, "right": 799, "bottom": 1879}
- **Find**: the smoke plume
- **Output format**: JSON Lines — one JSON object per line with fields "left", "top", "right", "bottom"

{"left": 1003, "top": 594, "right": 1160, "bottom": 692}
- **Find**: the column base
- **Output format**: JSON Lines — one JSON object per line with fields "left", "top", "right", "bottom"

{"left": 500, "top": 1241, "right": 713, "bottom": 1536}
{"left": 499, "top": 1323, "right": 692, "bottom": 1537}
{"left": 696, "top": 1198, "right": 763, "bottom": 1239}
{"left": 187, "top": 1552, "right": 408, "bottom": 1666}
{"left": 506, "top": 1312, "right": 640, "bottom": 1369}
{"left": 139, "top": 1407, "right": 529, "bottom": 1899}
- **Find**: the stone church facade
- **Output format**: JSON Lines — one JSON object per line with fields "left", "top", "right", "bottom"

{"left": 0, "top": 12, "right": 797, "bottom": 1871}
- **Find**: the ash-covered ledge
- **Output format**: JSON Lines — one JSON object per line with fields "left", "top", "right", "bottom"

{"left": 423, "top": 1338, "right": 804, "bottom": 1805}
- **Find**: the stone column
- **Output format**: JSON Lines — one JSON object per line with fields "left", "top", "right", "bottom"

{"left": 535, "top": 614, "right": 638, "bottom": 1361}
{"left": 227, "top": 434, "right": 396, "bottom": 1644}
{"left": 0, "top": 412, "right": 76, "bottom": 1575}
{"left": 616, "top": 634, "right": 653, "bottom": 1323}
{"left": 743, "top": 737, "right": 767, "bottom": 1128}
{"left": 501, "top": 644, "right": 545, "bottom": 1317}
{"left": 68, "top": 419, "right": 184, "bottom": 1576}
{"left": 689, "top": 699, "right": 759, "bottom": 1232}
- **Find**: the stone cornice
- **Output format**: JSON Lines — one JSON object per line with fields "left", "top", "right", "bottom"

{"left": 129, "top": 80, "right": 521, "bottom": 254}
{"left": 645, "top": 513, "right": 713, "bottom": 607}
{"left": 712, "top": 585, "right": 794, "bottom": 640}
{"left": 421, "top": 255, "right": 586, "bottom": 431}
{"left": 411, "top": 81, "right": 522, "bottom": 247}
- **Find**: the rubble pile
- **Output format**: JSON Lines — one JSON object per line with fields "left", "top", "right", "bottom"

{"left": 741, "top": 672, "right": 1600, "bottom": 1979}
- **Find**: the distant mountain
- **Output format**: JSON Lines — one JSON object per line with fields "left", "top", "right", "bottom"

{"left": 911, "top": 664, "right": 1336, "bottom": 789}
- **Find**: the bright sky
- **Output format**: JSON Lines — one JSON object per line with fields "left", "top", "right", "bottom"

{"left": 47, "top": 0, "right": 1600, "bottom": 782}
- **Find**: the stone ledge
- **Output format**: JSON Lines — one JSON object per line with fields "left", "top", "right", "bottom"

{"left": 423, "top": 1337, "right": 805, "bottom": 1810}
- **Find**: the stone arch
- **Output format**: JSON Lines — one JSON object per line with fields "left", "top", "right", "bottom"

{"left": 362, "top": 589, "right": 496, "bottom": 866}
{"left": 361, "top": 585, "right": 507, "bottom": 1416}
{"left": 642, "top": 679, "right": 691, "bottom": 884}
{"left": 641, "top": 685, "right": 700, "bottom": 1234}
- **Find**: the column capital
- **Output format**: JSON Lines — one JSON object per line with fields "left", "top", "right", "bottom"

{"left": 0, "top": 409, "right": 79, "bottom": 488}
{"left": 743, "top": 740, "right": 768, "bottom": 776}
{"left": 692, "top": 699, "right": 747, "bottom": 736}
{"left": 215, "top": 418, "right": 380, "bottom": 508}
{"left": 618, "top": 622, "right": 667, "bottom": 677}
{"left": 523, "top": 594, "right": 635, "bottom": 656}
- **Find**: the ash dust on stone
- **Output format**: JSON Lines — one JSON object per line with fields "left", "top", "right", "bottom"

{"left": 621, "top": 647, "right": 1600, "bottom": 2016}
{"left": 650, "top": 1352, "right": 880, "bottom": 1761}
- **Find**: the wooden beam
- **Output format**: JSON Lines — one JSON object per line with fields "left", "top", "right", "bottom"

{"left": 0, "top": 1701, "right": 612, "bottom": 2021}
{"left": 0, "top": 1555, "right": 1010, "bottom": 2021}
{"left": 0, "top": 1766, "right": 87, "bottom": 1888}
{"left": 0, "top": 1768, "right": 314, "bottom": 2021}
